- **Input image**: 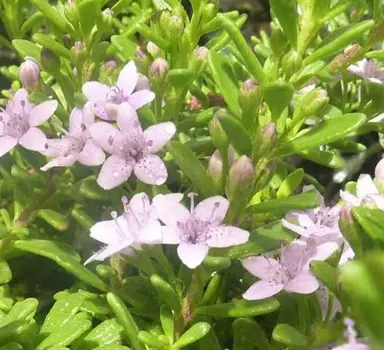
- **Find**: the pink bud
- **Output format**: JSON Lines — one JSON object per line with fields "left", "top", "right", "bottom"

{"left": 262, "top": 122, "right": 277, "bottom": 143}
{"left": 375, "top": 158, "right": 384, "bottom": 180}
{"left": 104, "top": 59, "right": 117, "bottom": 72}
{"left": 196, "top": 46, "right": 208, "bottom": 60}
{"left": 240, "top": 79, "right": 258, "bottom": 95}
{"left": 208, "top": 150, "right": 223, "bottom": 181}
{"left": 146, "top": 42, "right": 160, "bottom": 57}
{"left": 19, "top": 58, "right": 40, "bottom": 90}
{"left": 150, "top": 58, "right": 169, "bottom": 79}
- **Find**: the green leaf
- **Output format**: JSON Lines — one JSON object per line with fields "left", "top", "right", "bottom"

{"left": 37, "top": 313, "right": 92, "bottom": 350}
{"left": 106, "top": 293, "right": 146, "bottom": 350}
{"left": 270, "top": 0, "right": 298, "bottom": 47}
{"left": 32, "top": 33, "right": 71, "bottom": 59}
{"left": 291, "top": 61, "right": 326, "bottom": 85}
{"left": 37, "top": 209, "right": 70, "bottom": 231}
{"left": 233, "top": 318, "right": 270, "bottom": 350}
{"left": 0, "top": 299, "right": 38, "bottom": 327}
{"left": 168, "top": 69, "right": 195, "bottom": 90}
{"left": 111, "top": 35, "right": 136, "bottom": 60}
{"left": 208, "top": 51, "right": 240, "bottom": 116}
{"left": 277, "top": 168, "right": 304, "bottom": 198}
{"left": 173, "top": 323, "right": 211, "bottom": 348}
{"left": 167, "top": 141, "right": 215, "bottom": 197}
{"left": 303, "top": 20, "right": 374, "bottom": 65}
{"left": 74, "top": 319, "right": 125, "bottom": 350}
{"left": 0, "top": 260, "right": 11, "bottom": 285}
{"left": 12, "top": 40, "right": 41, "bottom": 61}
{"left": 273, "top": 113, "right": 367, "bottom": 158}
{"left": 137, "top": 331, "right": 164, "bottom": 348}
{"left": 352, "top": 207, "right": 384, "bottom": 241}
{"left": 193, "top": 299, "right": 280, "bottom": 318}
{"left": 262, "top": 81, "right": 294, "bottom": 120}
{"left": 298, "top": 148, "right": 344, "bottom": 168}
{"left": 272, "top": 324, "right": 307, "bottom": 346}
{"left": 79, "top": 0, "right": 101, "bottom": 36}
{"left": 217, "top": 110, "right": 252, "bottom": 155}
{"left": 247, "top": 190, "right": 320, "bottom": 214}
{"left": 150, "top": 275, "right": 181, "bottom": 313}
{"left": 310, "top": 261, "right": 338, "bottom": 293}
{"left": 14, "top": 240, "right": 107, "bottom": 292}
{"left": 160, "top": 305, "right": 174, "bottom": 345}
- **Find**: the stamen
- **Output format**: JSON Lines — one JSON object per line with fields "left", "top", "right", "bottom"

{"left": 122, "top": 196, "right": 141, "bottom": 227}
{"left": 209, "top": 202, "right": 220, "bottom": 220}
{"left": 188, "top": 192, "right": 198, "bottom": 213}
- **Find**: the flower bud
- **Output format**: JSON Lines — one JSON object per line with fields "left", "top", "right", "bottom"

{"left": 146, "top": 41, "right": 161, "bottom": 58}
{"left": 189, "top": 46, "right": 209, "bottom": 76}
{"left": 135, "top": 46, "right": 150, "bottom": 73}
{"left": 254, "top": 123, "right": 277, "bottom": 161}
{"left": 150, "top": 58, "right": 169, "bottom": 80}
{"left": 104, "top": 59, "right": 117, "bottom": 72}
{"left": 19, "top": 58, "right": 40, "bottom": 90}
{"left": 262, "top": 122, "right": 277, "bottom": 143}
{"left": 226, "top": 155, "right": 254, "bottom": 201}
{"left": 41, "top": 48, "right": 61, "bottom": 73}
{"left": 282, "top": 50, "right": 303, "bottom": 78}
{"left": 64, "top": 0, "right": 79, "bottom": 25}
{"left": 208, "top": 150, "right": 224, "bottom": 189}
{"left": 338, "top": 206, "right": 363, "bottom": 258}
{"left": 196, "top": 46, "right": 209, "bottom": 61}
{"left": 270, "top": 27, "right": 288, "bottom": 57}
{"left": 168, "top": 15, "right": 184, "bottom": 41}
{"left": 301, "top": 88, "right": 329, "bottom": 117}
{"left": 238, "top": 79, "right": 261, "bottom": 129}
{"left": 102, "top": 8, "right": 113, "bottom": 29}
{"left": 209, "top": 111, "right": 229, "bottom": 153}
{"left": 202, "top": 3, "right": 217, "bottom": 22}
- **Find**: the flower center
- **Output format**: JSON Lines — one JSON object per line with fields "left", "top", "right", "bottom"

{"left": 107, "top": 86, "right": 125, "bottom": 104}
{"left": 178, "top": 218, "right": 211, "bottom": 244}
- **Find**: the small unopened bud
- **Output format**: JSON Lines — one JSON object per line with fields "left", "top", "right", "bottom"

{"left": 209, "top": 112, "right": 229, "bottom": 153}
{"left": 41, "top": 48, "right": 61, "bottom": 73}
{"left": 238, "top": 79, "right": 261, "bottom": 130}
{"left": 226, "top": 155, "right": 255, "bottom": 200}
{"left": 208, "top": 150, "right": 224, "bottom": 188}
{"left": 196, "top": 46, "right": 209, "bottom": 60}
{"left": 150, "top": 58, "right": 169, "bottom": 80}
{"left": 64, "top": 0, "right": 79, "bottom": 24}
{"left": 301, "top": 89, "right": 329, "bottom": 117}
{"left": 202, "top": 3, "right": 216, "bottom": 22}
{"left": 282, "top": 50, "right": 303, "bottom": 78}
{"left": 102, "top": 8, "right": 113, "bottom": 28}
{"left": 338, "top": 206, "right": 363, "bottom": 259}
{"left": 146, "top": 42, "right": 161, "bottom": 58}
{"left": 254, "top": 123, "right": 277, "bottom": 161}
{"left": 262, "top": 122, "right": 277, "bottom": 143}
{"left": 270, "top": 27, "right": 287, "bottom": 57}
{"left": 104, "top": 59, "right": 117, "bottom": 72}
{"left": 70, "top": 41, "right": 86, "bottom": 66}
{"left": 135, "top": 46, "right": 150, "bottom": 73}
{"left": 168, "top": 15, "right": 184, "bottom": 40}
{"left": 19, "top": 58, "right": 40, "bottom": 90}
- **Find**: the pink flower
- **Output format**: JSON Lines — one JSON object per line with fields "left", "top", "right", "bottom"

{"left": 0, "top": 89, "right": 57, "bottom": 157}
{"left": 90, "top": 103, "right": 176, "bottom": 189}
{"left": 41, "top": 103, "right": 105, "bottom": 170}
{"left": 347, "top": 58, "right": 384, "bottom": 84}
{"left": 82, "top": 61, "right": 155, "bottom": 120}
{"left": 332, "top": 318, "right": 370, "bottom": 350}
{"left": 153, "top": 193, "right": 249, "bottom": 269}
{"left": 242, "top": 240, "right": 334, "bottom": 300}
{"left": 340, "top": 174, "right": 384, "bottom": 210}
{"left": 84, "top": 193, "right": 162, "bottom": 265}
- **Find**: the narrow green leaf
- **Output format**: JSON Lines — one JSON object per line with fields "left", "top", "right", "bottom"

{"left": 270, "top": 0, "right": 298, "bottom": 47}
{"left": 298, "top": 148, "right": 344, "bottom": 168}
{"left": 0, "top": 299, "right": 38, "bottom": 327}
{"left": 111, "top": 35, "right": 136, "bottom": 60}
{"left": 12, "top": 40, "right": 41, "bottom": 61}
{"left": 0, "top": 260, "right": 11, "bottom": 285}
{"left": 37, "top": 209, "right": 70, "bottom": 231}
{"left": 168, "top": 69, "right": 195, "bottom": 90}
{"left": 173, "top": 323, "right": 211, "bottom": 348}
{"left": 248, "top": 190, "right": 320, "bottom": 214}
{"left": 14, "top": 240, "right": 107, "bottom": 292}
{"left": 160, "top": 305, "right": 174, "bottom": 345}
{"left": 193, "top": 299, "right": 280, "bottom": 318}
{"left": 233, "top": 318, "right": 270, "bottom": 350}
{"left": 79, "top": 0, "right": 101, "bottom": 36}
{"left": 277, "top": 168, "right": 304, "bottom": 198}
{"left": 167, "top": 141, "right": 215, "bottom": 197}
{"left": 208, "top": 51, "right": 240, "bottom": 116}
{"left": 150, "top": 275, "right": 181, "bottom": 313}
{"left": 310, "top": 261, "right": 338, "bottom": 293}
{"left": 32, "top": 33, "right": 71, "bottom": 59}
{"left": 273, "top": 113, "right": 367, "bottom": 158}
{"left": 272, "top": 324, "right": 307, "bottom": 346}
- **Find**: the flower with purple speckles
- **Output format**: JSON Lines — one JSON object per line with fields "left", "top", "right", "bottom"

{"left": 90, "top": 103, "right": 176, "bottom": 189}
{"left": 347, "top": 58, "right": 384, "bottom": 84}
{"left": 82, "top": 61, "right": 155, "bottom": 120}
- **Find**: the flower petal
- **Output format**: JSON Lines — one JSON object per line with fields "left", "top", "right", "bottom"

{"left": 136, "top": 75, "right": 150, "bottom": 91}
{"left": 28, "top": 100, "right": 58, "bottom": 126}
{"left": 125, "top": 192, "right": 152, "bottom": 231}
{"left": 69, "top": 107, "right": 84, "bottom": 135}
{"left": 144, "top": 122, "right": 176, "bottom": 154}
{"left": 134, "top": 154, "right": 167, "bottom": 185}
{"left": 97, "top": 155, "right": 133, "bottom": 190}
{"left": 117, "top": 61, "right": 139, "bottom": 96}
{"left": 242, "top": 256, "right": 280, "bottom": 279}
{"left": 357, "top": 174, "right": 378, "bottom": 198}
{"left": 339, "top": 190, "right": 360, "bottom": 207}
{"left": 7, "top": 88, "right": 32, "bottom": 116}
{"left": 84, "top": 240, "right": 133, "bottom": 265}
{"left": 137, "top": 220, "right": 162, "bottom": 244}
{"left": 281, "top": 219, "right": 311, "bottom": 237}
{"left": 41, "top": 154, "right": 77, "bottom": 171}
{"left": 92, "top": 101, "right": 110, "bottom": 120}
{"left": 19, "top": 127, "right": 47, "bottom": 151}
{"left": 129, "top": 90, "right": 155, "bottom": 109}
{"left": 194, "top": 196, "right": 229, "bottom": 225}
{"left": 77, "top": 139, "right": 105, "bottom": 166}
{"left": 153, "top": 193, "right": 190, "bottom": 226}
{"left": 116, "top": 102, "right": 141, "bottom": 133}
{"left": 0, "top": 136, "right": 18, "bottom": 157}
{"left": 284, "top": 271, "right": 319, "bottom": 294}
{"left": 82, "top": 82, "right": 110, "bottom": 101}
{"left": 89, "top": 122, "right": 123, "bottom": 154}
{"left": 90, "top": 215, "right": 132, "bottom": 244}
{"left": 177, "top": 242, "right": 209, "bottom": 269}
{"left": 161, "top": 226, "right": 182, "bottom": 244}
{"left": 206, "top": 226, "right": 249, "bottom": 247}
{"left": 243, "top": 280, "right": 284, "bottom": 300}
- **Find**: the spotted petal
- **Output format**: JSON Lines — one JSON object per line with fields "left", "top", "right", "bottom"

{"left": 194, "top": 196, "right": 229, "bottom": 225}
{"left": 77, "top": 139, "right": 105, "bottom": 166}
{"left": 89, "top": 122, "right": 123, "bottom": 155}
{"left": 177, "top": 242, "right": 209, "bottom": 269}
{"left": 153, "top": 193, "right": 190, "bottom": 226}
{"left": 19, "top": 127, "right": 47, "bottom": 151}
{"left": 144, "top": 122, "right": 176, "bottom": 154}
{"left": 117, "top": 61, "right": 139, "bottom": 97}
{"left": 206, "top": 226, "right": 249, "bottom": 248}
{"left": 134, "top": 154, "right": 167, "bottom": 185}
{"left": 28, "top": 100, "right": 58, "bottom": 126}
{"left": 242, "top": 256, "right": 280, "bottom": 280}
{"left": 116, "top": 103, "right": 141, "bottom": 133}
{"left": 69, "top": 107, "right": 84, "bottom": 136}
{"left": 284, "top": 271, "right": 319, "bottom": 294}
{"left": 41, "top": 154, "right": 77, "bottom": 171}
{"left": 243, "top": 280, "right": 284, "bottom": 300}
{"left": 97, "top": 155, "right": 133, "bottom": 190}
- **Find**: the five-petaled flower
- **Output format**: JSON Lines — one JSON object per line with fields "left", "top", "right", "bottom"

{"left": 0, "top": 89, "right": 58, "bottom": 157}
{"left": 84, "top": 193, "right": 162, "bottom": 265}
{"left": 90, "top": 103, "right": 176, "bottom": 189}
{"left": 82, "top": 61, "right": 155, "bottom": 120}
{"left": 41, "top": 102, "right": 105, "bottom": 170}
{"left": 347, "top": 58, "right": 384, "bottom": 84}
{"left": 242, "top": 239, "right": 335, "bottom": 300}
{"left": 153, "top": 193, "right": 249, "bottom": 269}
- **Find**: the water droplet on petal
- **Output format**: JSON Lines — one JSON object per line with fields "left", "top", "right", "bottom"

{"left": 155, "top": 176, "right": 166, "bottom": 185}
{"left": 113, "top": 171, "right": 119, "bottom": 177}
{"left": 165, "top": 124, "right": 176, "bottom": 135}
